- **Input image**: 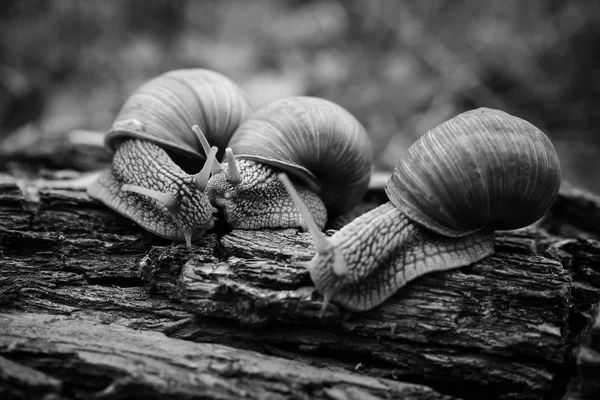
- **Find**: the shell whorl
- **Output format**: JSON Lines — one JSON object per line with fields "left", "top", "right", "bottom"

{"left": 386, "top": 107, "right": 562, "bottom": 237}
{"left": 105, "top": 68, "right": 254, "bottom": 165}
{"left": 227, "top": 96, "right": 373, "bottom": 215}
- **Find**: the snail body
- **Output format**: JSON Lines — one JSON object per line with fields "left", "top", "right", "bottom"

{"left": 279, "top": 108, "right": 561, "bottom": 313}
{"left": 87, "top": 68, "right": 253, "bottom": 247}
{"left": 206, "top": 96, "right": 373, "bottom": 231}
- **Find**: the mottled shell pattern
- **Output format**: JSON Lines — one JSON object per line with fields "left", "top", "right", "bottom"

{"left": 386, "top": 107, "right": 561, "bottom": 237}
{"left": 228, "top": 96, "right": 373, "bottom": 214}
{"left": 105, "top": 68, "right": 254, "bottom": 165}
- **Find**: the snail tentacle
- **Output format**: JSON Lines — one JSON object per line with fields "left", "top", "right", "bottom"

{"left": 121, "top": 184, "right": 178, "bottom": 210}
{"left": 88, "top": 140, "right": 214, "bottom": 248}
{"left": 191, "top": 125, "right": 221, "bottom": 174}
{"left": 206, "top": 160, "right": 327, "bottom": 230}
{"left": 191, "top": 124, "right": 211, "bottom": 157}
{"left": 225, "top": 148, "right": 241, "bottom": 184}
{"left": 193, "top": 146, "right": 218, "bottom": 191}
{"left": 278, "top": 173, "right": 332, "bottom": 255}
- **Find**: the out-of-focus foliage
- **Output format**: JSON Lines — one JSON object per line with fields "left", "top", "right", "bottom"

{"left": 1, "top": 0, "right": 599, "bottom": 192}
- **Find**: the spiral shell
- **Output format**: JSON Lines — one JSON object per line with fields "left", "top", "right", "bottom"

{"left": 228, "top": 96, "right": 373, "bottom": 215}
{"left": 386, "top": 107, "right": 561, "bottom": 237}
{"left": 105, "top": 68, "right": 253, "bottom": 165}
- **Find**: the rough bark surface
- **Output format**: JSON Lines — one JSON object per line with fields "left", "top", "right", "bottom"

{"left": 1, "top": 169, "right": 600, "bottom": 400}
{"left": 0, "top": 313, "right": 456, "bottom": 400}
{"left": 571, "top": 302, "right": 600, "bottom": 400}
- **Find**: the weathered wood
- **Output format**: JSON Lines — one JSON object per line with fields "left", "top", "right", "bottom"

{"left": 0, "top": 172, "right": 195, "bottom": 333}
{"left": 0, "top": 355, "right": 63, "bottom": 400}
{"left": 544, "top": 182, "right": 600, "bottom": 240}
{"left": 562, "top": 302, "right": 600, "bottom": 400}
{"left": 1, "top": 172, "right": 600, "bottom": 399}
{"left": 0, "top": 313, "right": 457, "bottom": 400}
{"left": 179, "top": 230, "right": 571, "bottom": 400}
{"left": 576, "top": 302, "right": 600, "bottom": 400}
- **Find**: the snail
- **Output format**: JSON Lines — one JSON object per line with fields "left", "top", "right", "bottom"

{"left": 87, "top": 68, "right": 254, "bottom": 248}
{"left": 205, "top": 96, "right": 373, "bottom": 231}
{"left": 278, "top": 107, "right": 562, "bottom": 314}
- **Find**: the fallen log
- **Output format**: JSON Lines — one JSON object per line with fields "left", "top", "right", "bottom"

{"left": 0, "top": 312, "right": 456, "bottom": 400}
{"left": 1, "top": 171, "right": 600, "bottom": 399}
{"left": 178, "top": 229, "right": 571, "bottom": 400}
{"left": 568, "top": 302, "right": 600, "bottom": 400}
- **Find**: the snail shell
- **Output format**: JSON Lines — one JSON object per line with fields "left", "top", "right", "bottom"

{"left": 278, "top": 107, "right": 562, "bottom": 313}
{"left": 227, "top": 96, "right": 373, "bottom": 216}
{"left": 106, "top": 68, "right": 253, "bottom": 166}
{"left": 88, "top": 68, "right": 254, "bottom": 247}
{"left": 386, "top": 107, "right": 561, "bottom": 237}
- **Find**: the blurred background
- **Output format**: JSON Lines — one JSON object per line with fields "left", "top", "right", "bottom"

{"left": 1, "top": 0, "right": 599, "bottom": 193}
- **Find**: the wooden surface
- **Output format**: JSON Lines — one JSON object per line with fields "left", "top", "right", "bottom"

{"left": 571, "top": 302, "right": 600, "bottom": 400}
{"left": 1, "top": 164, "right": 600, "bottom": 399}
{"left": 0, "top": 313, "right": 456, "bottom": 400}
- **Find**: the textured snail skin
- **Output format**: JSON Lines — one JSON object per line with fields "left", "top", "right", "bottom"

{"left": 284, "top": 107, "right": 561, "bottom": 313}
{"left": 308, "top": 202, "right": 495, "bottom": 312}
{"left": 206, "top": 159, "right": 327, "bottom": 230}
{"left": 87, "top": 68, "right": 253, "bottom": 246}
{"left": 209, "top": 96, "right": 372, "bottom": 231}
{"left": 88, "top": 140, "right": 214, "bottom": 244}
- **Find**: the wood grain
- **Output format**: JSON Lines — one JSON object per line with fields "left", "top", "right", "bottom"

{"left": 1, "top": 171, "right": 600, "bottom": 399}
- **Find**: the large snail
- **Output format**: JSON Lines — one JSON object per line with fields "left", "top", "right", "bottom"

{"left": 87, "top": 68, "right": 254, "bottom": 247}
{"left": 279, "top": 108, "right": 562, "bottom": 313}
{"left": 205, "top": 96, "right": 373, "bottom": 230}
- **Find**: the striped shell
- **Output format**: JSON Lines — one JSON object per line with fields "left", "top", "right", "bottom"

{"left": 105, "top": 68, "right": 253, "bottom": 165}
{"left": 386, "top": 107, "right": 561, "bottom": 237}
{"left": 228, "top": 96, "right": 373, "bottom": 215}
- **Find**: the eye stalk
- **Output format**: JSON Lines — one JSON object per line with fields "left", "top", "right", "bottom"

{"left": 226, "top": 147, "right": 241, "bottom": 184}
{"left": 194, "top": 146, "right": 218, "bottom": 191}
{"left": 192, "top": 124, "right": 221, "bottom": 174}
{"left": 121, "top": 184, "right": 178, "bottom": 210}
{"left": 277, "top": 172, "right": 350, "bottom": 317}
{"left": 277, "top": 173, "right": 331, "bottom": 255}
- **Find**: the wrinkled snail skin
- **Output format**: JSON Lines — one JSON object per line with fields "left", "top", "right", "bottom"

{"left": 207, "top": 159, "right": 327, "bottom": 230}
{"left": 87, "top": 68, "right": 254, "bottom": 247}
{"left": 279, "top": 107, "right": 561, "bottom": 313}
{"left": 306, "top": 202, "right": 495, "bottom": 312}
{"left": 206, "top": 96, "right": 372, "bottom": 231}
{"left": 88, "top": 140, "right": 215, "bottom": 246}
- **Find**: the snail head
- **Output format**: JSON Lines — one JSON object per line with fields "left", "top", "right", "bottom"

{"left": 205, "top": 148, "right": 329, "bottom": 231}
{"left": 277, "top": 173, "right": 349, "bottom": 316}
{"left": 203, "top": 148, "right": 265, "bottom": 228}
{"left": 116, "top": 127, "right": 220, "bottom": 248}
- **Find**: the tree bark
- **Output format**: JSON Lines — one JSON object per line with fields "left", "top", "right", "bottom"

{"left": 1, "top": 170, "right": 600, "bottom": 400}
{"left": 560, "top": 301, "right": 600, "bottom": 400}
{"left": 0, "top": 313, "right": 456, "bottom": 400}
